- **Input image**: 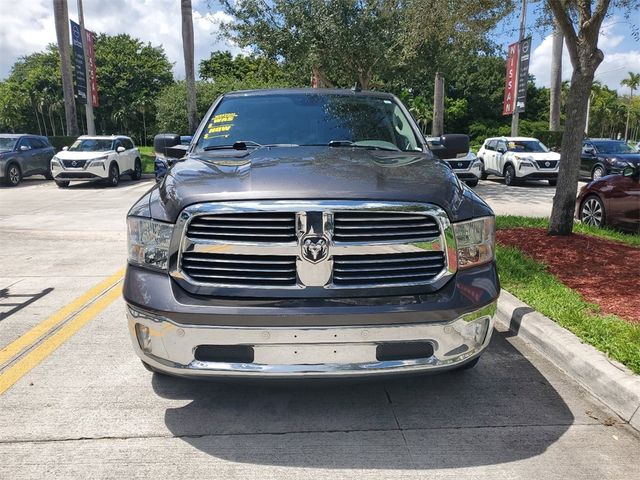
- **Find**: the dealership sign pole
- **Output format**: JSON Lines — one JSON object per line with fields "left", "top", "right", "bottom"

{"left": 74, "top": 0, "right": 95, "bottom": 135}
{"left": 507, "top": 0, "right": 528, "bottom": 136}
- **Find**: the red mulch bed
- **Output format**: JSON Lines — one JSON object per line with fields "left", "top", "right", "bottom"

{"left": 497, "top": 228, "right": 640, "bottom": 323}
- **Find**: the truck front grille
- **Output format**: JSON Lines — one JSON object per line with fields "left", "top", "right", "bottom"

{"left": 173, "top": 201, "right": 454, "bottom": 296}
{"left": 333, "top": 252, "right": 446, "bottom": 286}
{"left": 186, "top": 212, "right": 296, "bottom": 243}
{"left": 181, "top": 252, "right": 297, "bottom": 286}
{"left": 333, "top": 211, "right": 440, "bottom": 243}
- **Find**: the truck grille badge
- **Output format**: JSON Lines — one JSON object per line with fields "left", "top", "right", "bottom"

{"left": 302, "top": 237, "right": 328, "bottom": 263}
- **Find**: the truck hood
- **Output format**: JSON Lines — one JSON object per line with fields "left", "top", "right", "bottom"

{"left": 148, "top": 146, "right": 490, "bottom": 223}
{"left": 55, "top": 150, "right": 113, "bottom": 160}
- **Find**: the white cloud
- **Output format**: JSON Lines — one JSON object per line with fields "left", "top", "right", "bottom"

{"left": 529, "top": 17, "right": 639, "bottom": 92}
{"left": 0, "top": 0, "right": 238, "bottom": 79}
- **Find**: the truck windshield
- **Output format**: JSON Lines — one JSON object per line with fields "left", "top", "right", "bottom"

{"left": 507, "top": 140, "right": 549, "bottom": 153}
{"left": 0, "top": 137, "right": 17, "bottom": 152}
{"left": 69, "top": 139, "right": 113, "bottom": 152}
{"left": 592, "top": 141, "right": 634, "bottom": 154}
{"left": 195, "top": 93, "right": 421, "bottom": 152}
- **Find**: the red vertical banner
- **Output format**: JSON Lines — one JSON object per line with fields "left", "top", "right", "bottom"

{"left": 86, "top": 30, "right": 99, "bottom": 107}
{"left": 503, "top": 41, "right": 519, "bottom": 116}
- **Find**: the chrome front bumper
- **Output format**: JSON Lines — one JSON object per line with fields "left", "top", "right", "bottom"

{"left": 127, "top": 302, "right": 496, "bottom": 378}
{"left": 51, "top": 161, "right": 108, "bottom": 181}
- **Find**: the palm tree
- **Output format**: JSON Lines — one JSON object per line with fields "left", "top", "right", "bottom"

{"left": 621, "top": 72, "right": 640, "bottom": 141}
{"left": 181, "top": 0, "right": 197, "bottom": 134}
{"left": 52, "top": 0, "right": 79, "bottom": 136}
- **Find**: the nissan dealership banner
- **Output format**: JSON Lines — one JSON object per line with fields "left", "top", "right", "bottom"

{"left": 503, "top": 37, "right": 532, "bottom": 115}
{"left": 70, "top": 20, "right": 87, "bottom": 104}
{"left": 515, "top": 37, "right": 532, "bottom": 113}
{"left": 86, "top": 29, "right": 99, "bottom": 107}
{"left": 502, "top": 41, "right": 519, "bottom": 115}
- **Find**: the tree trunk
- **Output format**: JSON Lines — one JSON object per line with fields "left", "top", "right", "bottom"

{"left": 549, "top": 23, "right": 563, "bottom": 131}
{"left": 53, "top": 0, "right": 79, "bottom": 136}
{"left": 49, "top": 107, "right": 57, "bottom": 136}
{"left": 624, "top": 90, "right": 633, "bottom": 141}
{"left": 32, "top": 99, "right": 43, "bottom": 135}
{"left": 431, "top": 72, "right": 444, "bottom": 137}
{"left": 181, "top": 0, "right": 198, "bottom": 134}
{"left": 548, "top": 69, "right": 594, "bottom": 235}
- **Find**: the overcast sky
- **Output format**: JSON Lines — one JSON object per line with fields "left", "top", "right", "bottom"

{"left": 0, "top": 0, "right": 638, "bottom": 93}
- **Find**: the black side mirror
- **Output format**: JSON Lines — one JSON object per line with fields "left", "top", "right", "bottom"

{"left": 429, "top": 134, "right": 470, "bottom": 160}
{"left": 154, "top": 133, "right": 187, "bottom": 160}
{"left": 583, "top": 147, "right": 595, "bottom": 156}
{"left": 497, "top": 146, "right": 506, "bottom": 154}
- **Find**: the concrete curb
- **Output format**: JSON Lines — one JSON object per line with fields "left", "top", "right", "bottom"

{"left": 496, "top": 290, "right": 640, "bottom": 432}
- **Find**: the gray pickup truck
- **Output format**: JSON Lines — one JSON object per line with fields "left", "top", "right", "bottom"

{"left": 124, "top": 88, "right": 499, "bottom": 379}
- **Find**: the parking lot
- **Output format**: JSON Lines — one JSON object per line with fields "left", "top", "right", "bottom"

{"left": 1, "top": 177, "right": 637, "bottom": 479}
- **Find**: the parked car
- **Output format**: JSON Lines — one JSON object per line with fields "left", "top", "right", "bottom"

{"left": 477, "top": 136, "right": 560, "bottom": 186}
{"left": 580, "top": 139, "right": 640, "bottom": 181}
{"left": 0, "top": 134, "right": 55, "bottom": 186}
{"left": 425, "top": 136, "right": 482, "bottom": 187}
{"left": 576, "top": 163, "right": 640, "bottom": 233}
{"left": 124, "top": 88, "right": 499, "bottom": 380}
{"left": 50, "top": 135, "right": 142, "bottom": 188}
{"left": 154, "top": 134, "right": 191, "bottom": 182}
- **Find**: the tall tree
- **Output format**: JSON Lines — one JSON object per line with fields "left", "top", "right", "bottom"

{"left": 621, "top": 71, "right": 640, "bottom": 141}
{"left": 52, "top": 0, "right": 79, "bottom": 136}
{"left": 220, "top": 0, "right": 512, "bottom": 90}
{"left": 181, "top": 0, "right": 198, "bottom": 134}
{"left": 546, "top": 0, "right": 634, "bottom": 235}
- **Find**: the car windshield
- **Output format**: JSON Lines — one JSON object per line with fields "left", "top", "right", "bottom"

{"left": 195, "top": 93, "right": 421, "bottom": 153}
{"left": 0, "top": 137, "right": 17, "bottom": 151}
{"left": 592, "top": 141, "right": 634, "bottom": 154}
{"left": 506, "top": 140, "right": 549, "bottom": 153}
{"left": 68, "top": 139, "right": 113, "bottom": 152}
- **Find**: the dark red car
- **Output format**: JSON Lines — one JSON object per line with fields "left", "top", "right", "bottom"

{"left": 576, "top": 164, "right": 640, "bottom": 233}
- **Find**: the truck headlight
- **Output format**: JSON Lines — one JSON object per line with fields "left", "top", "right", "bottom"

{"left": 452, "top": 217, "right": 495, "bottom": 270}
{"left": 127, "top": 217, "right": 174, "bottom": 270}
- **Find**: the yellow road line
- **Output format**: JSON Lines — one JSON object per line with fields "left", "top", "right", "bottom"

{"left": 0, "top": 268, "right": 125, "bottom": 366}
{"left": 0, "top": 283, "right": 123, "bottom": 395}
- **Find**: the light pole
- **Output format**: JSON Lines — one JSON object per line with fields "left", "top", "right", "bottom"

{"left": 77, "top": 0, "right": 95, "bottom": 135}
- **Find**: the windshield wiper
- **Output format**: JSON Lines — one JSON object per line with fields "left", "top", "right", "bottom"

{"left": 203, "top": 140, "right": 263, "bottom": 151}
{"left": 327, "top": 140, "right": 400, "bottom": 151}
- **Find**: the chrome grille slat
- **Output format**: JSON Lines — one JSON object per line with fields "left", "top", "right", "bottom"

{"left": 333, "top": 211, "right": 440, "bottom": 243}
{"left": 332, "top": 252, "right": 445, "bottom": 286}
{"left": 181, "top": 252, "right": 297, "bottom": 287}
{"left": 334, "top": 264, "right": 442, "bottom": 273}
{"left": 186, "top": 212, "right": 297, "bottom": 243}
{"left": 188, "top": 224, "right": 294, "bottom": 230}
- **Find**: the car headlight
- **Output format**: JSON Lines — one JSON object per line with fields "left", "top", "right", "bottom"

{"left": 89, "top": 155, "right": 108, "bottom": 168}
{"left": 452, "top": 216, "right": 495, "bottom": 270}
{"left": 51, "top": 156, "right": 60, "bottom": 165}
{"left": 127, "top": 217, "right": 174, "bottom": 270}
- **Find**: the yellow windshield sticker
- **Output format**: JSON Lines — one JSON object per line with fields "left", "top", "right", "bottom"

{"left": 207, "top": 124, "right": 233, "bottom": 134}
{"left": 212, "top": 113, "right": 237, "bottom": 124}
{"left": 204, "top": 133, "right": 230, "bottom": 140}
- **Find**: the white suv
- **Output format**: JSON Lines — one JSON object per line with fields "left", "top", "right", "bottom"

{"left": 51, "top": 135, "right": 142, "bottom": 188}
{"left": 477, "top": 137, "right": 560, "bottom": 186}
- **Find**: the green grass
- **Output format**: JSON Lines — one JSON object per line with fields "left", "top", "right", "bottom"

{"left": 496, "top": 215, "right": 640, "bottom": 247}
{"left": 497, "top": 244, "right": 640, "bottom": 374}
{"left": 138, "top": 146, "right": 155, "bottom": 174}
